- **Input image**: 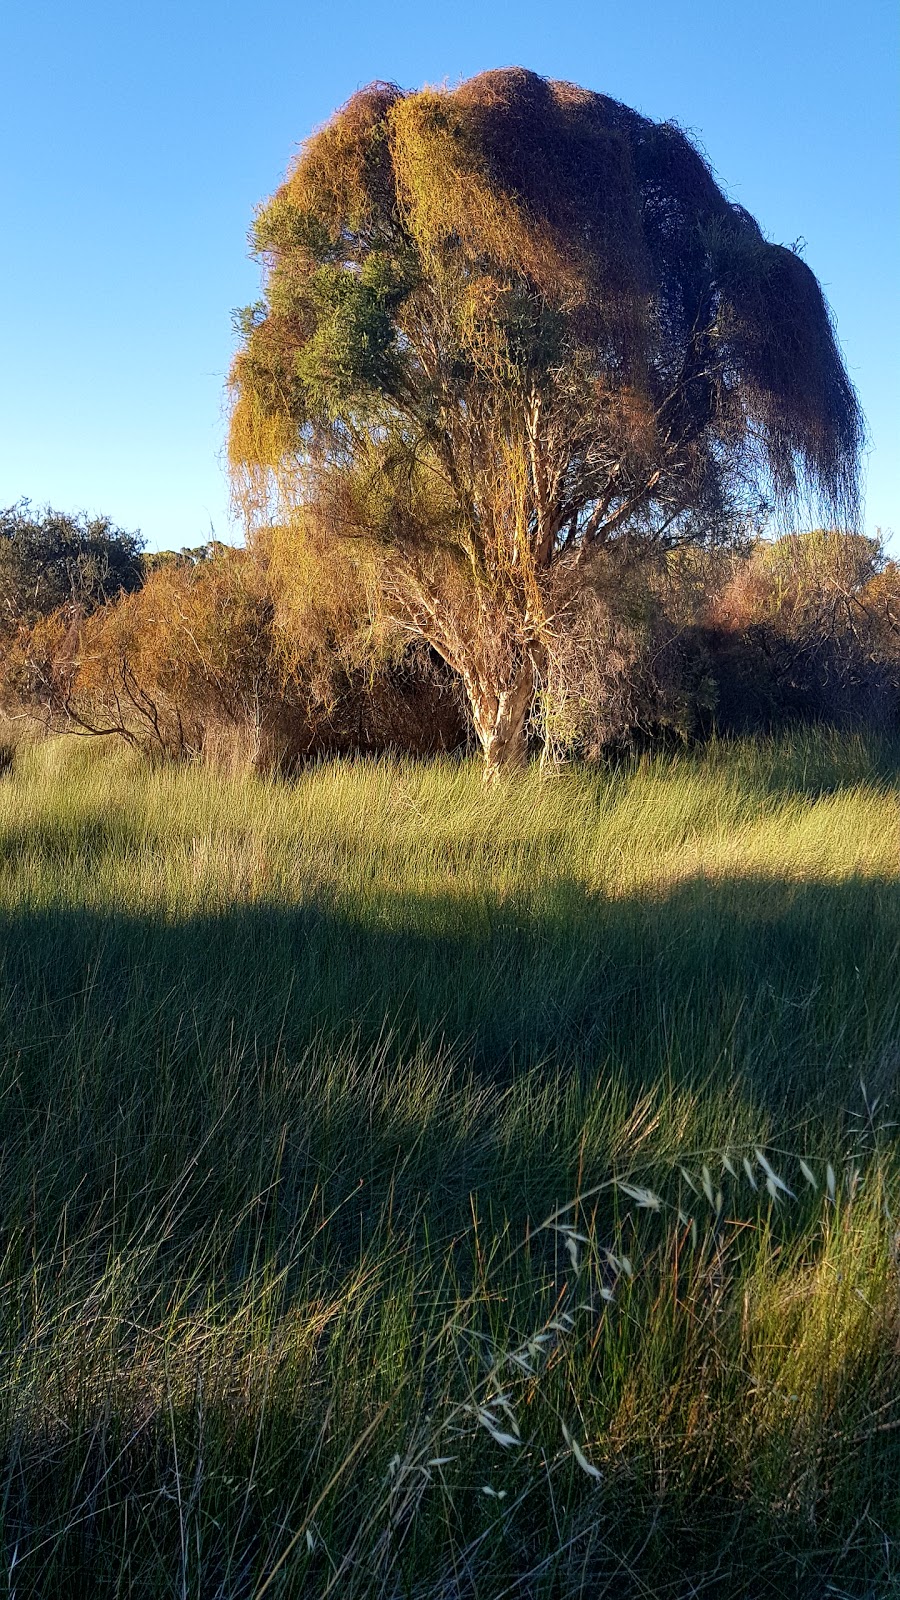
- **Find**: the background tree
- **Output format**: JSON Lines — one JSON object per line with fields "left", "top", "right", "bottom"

{"left": 0, "top": 502, "right": 145, "bottom": 729}
{"left": 0, "top": 502, "right": 144, "bottom": 632}
{"left": 230, "top": 69, "right": 861, "bottom": 773}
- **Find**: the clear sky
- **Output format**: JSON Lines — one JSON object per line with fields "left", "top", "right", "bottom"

{"left": 1, "top": 0, "right": 897, "bottom": 551}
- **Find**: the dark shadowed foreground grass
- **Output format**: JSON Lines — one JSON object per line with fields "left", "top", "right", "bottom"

{"left": 1, "top": 730, "right": 899, "bottom": 1597}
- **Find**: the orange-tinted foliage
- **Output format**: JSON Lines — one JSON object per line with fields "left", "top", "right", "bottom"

{"left": 2, "top": 530, "right": 899, "bottom": 762}
{"left": 235, "top": 67, "right": 862, "bottom": 526}
{"left": 3, "top": 544, "right": 464, "bottom": 766}
{"left": 227, "top": 69, "right": 864, "bottom": 771}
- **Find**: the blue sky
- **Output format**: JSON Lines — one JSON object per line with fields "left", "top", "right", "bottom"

{"left": 1, "top": 0, "right": 897, "bottom": 551}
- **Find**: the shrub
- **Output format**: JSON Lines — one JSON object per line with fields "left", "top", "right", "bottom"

{"left": 68, "top": 542, "right": 466, "bottom": 766}
{"left": 703, "top": 531, "right": 900, "bottom": 731}
{"left": 539, "top": 549, "right": 721, "bottom": 760}
{"left": 2, "top": 509, "right": 896, "bottom": 765}
{"left": 71, "top": 544, "right": 279, "bottom": 760}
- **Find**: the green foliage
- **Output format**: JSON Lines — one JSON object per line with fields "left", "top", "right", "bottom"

{"left": 293, "top": 256, "right": 406, "bottom": 412}
{"left": 0, "top": 499, "right": 144, "bottom": 631}
{"left": 0, "top": 732, "right": 899, "bottom": 1593}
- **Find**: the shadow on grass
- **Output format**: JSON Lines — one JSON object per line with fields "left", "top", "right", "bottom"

{"left": 1, "top": 869, "right": 899, "bottom": 1598}
{"left": 2, "top": 868, "right": 897, "bottom": 1085}
{"left": 680, "top": 728, "right": 900, "bottom": 801}
{"left": 0, "top": 868, "right": 897, "bottom": 1248}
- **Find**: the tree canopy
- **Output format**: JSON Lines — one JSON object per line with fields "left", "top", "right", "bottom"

{"left": 228, "top": 67, "right": 863, "bottom": 773}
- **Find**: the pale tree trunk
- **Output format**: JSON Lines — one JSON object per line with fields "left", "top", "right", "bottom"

{"left": 465, "top": 660, "right": 535, "bottom": 781}
{"left": 403, "top": 570, "right": 542, "bottom": 778}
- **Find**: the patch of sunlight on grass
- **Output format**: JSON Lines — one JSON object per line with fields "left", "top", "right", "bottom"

{"left": 2, "top": 729, "right": 898, "bottom": 920}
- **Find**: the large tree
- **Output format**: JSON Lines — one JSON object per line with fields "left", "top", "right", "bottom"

{"left": 228, "top": 68, "right": 862, "bottom": 775}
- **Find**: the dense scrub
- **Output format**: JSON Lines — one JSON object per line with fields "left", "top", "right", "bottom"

{"left": 3, "top": 505, "right": 900, "bottom": 768}
{"left": 0, "top": 508, "right": 466, "bottom": 763}
{"left": 0, "top": 730, "right": 899, "bottom": 1595}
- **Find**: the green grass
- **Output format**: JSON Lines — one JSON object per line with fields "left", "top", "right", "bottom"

{"left": 1, "top": 729, "right": 899, "bottom": 1596}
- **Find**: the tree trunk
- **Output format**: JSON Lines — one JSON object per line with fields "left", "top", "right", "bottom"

{"left": 466, "top": 662, "right": 535, "bottom": 780}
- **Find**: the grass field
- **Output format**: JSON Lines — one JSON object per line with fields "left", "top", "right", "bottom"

{"left": 1, "top": 729, "right": 899, "bottom": 1597}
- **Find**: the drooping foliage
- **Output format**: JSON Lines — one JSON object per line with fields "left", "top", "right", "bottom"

{"left": 228, "top": 69, "right": 863, "bottom": 770}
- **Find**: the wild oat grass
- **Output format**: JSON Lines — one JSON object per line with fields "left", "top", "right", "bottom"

{"left": 1, "top": 729, "right": 899, "bottom": 1596}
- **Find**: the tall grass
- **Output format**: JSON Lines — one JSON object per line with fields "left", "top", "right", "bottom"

{"left": 1, "top": 729, "right": 899, "bottom": 1596}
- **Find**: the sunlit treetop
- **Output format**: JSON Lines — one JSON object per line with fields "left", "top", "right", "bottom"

{"left": 231, "top": 67, "right": 862, "bottom": 536}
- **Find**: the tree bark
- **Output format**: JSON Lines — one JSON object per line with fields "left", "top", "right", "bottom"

{"left": 466, "top": 661, "right": 535, "bottom": 781}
